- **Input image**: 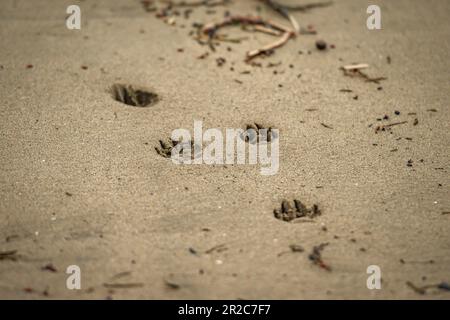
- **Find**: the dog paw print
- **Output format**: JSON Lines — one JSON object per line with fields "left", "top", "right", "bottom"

{"left": 240, "top": 123, "right": 278, "bottom": 144}
{"left": 155, "top": 138, "right": 200, "bottom": 162}
{"left": 273, "top": 199, "right": 321, "bottom": 222}
{"left": 111, "top": 83, "right": 159, "bottom": 107}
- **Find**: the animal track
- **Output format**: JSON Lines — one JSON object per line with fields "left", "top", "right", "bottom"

{"left": 111, "top": 84, "right": 159, "bottom": 107}
{"left": 240, "top": 122, "right": 278, "bottom": 144}
{"left": 155, "top": 139, "right": 184, "bottom": 158}
{"left": 273, "top": 199, "right": 321, "bottom": 222}
{"left": 155, "top": 138, "right": 200, "bottom": 161}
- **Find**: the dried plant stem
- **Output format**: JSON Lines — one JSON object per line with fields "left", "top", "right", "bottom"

{"left": 262, "top": 0, "right": 333, "bottom": 33}
{"left": 201, "top": 15, "right": 295, "bottom": 61}
{"left": 160, "top": 0, "right": 230, "bottom": 8}
{"left": 247, "top": 30, "right": 293, "bottom": 60}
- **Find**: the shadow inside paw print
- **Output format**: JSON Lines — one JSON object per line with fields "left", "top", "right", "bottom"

{"left": 240, "top": 123, "right": 278, "bottom": 144}
{"left": 111, "top": 83, "right": 159, "bottom": 107}
{"left": 274, "top": 199, "right": 321, "bottom": 222}
{"left": 155, "top": 138, "right": 201, "bottom": 162}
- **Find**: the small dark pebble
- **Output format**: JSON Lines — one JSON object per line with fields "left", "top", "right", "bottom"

{"left": 316, "top": 40, "right": 327, "bottom": 50}
{"left": 216, "top": 57, "right": 226, "bottom": 67}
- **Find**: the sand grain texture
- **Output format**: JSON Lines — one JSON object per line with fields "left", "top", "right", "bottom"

{"left": 0, "top": 0, "right": 449, "bottom": 299}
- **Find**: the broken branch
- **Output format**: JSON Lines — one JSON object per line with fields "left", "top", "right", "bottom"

{"left": 340, "top": 64, "right": 387, "bottom": 84}
{"left": 201, "top": 15, "right": 295, "bottom": 61}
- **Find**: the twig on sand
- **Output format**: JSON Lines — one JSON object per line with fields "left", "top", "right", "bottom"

{"left": 374, "top": 121, "right": 408, "bottom": 133}
{"left": 202, "top": 15, "right": 292, "bottom": 35}
{"left": 103, "top": 283, "right": 144, "bottom": 289}
{"left": 160, "top": 0, "right": 230, "bottom": 8}
{"left": 308, "top": 243, "right": 332, "bottom": 271}
{"left": 244, "top": 25, "right": 283, "bottom": 36}
{"left": 406, "top": 281, "right": 450, "bottom": 295}
{"left": 204, "top": 243, "right": 228, "bottom": 254}
{"left": 247, "top": 31, "right": 294, "bottom": 61}
{"left": 342, "top": 63, "right": 369, "bottom": 71}
{"left": 320, "top": 122, "right": 333, "bottom": 129}
{"left": 263, "top": 0, "right": 333, "bottom": 12}
{"left": 382, "top": 121, "right": 408, "bottom": 128}
{"left": 341, "top": 63, "right": 387, "bottom": 84}
{"left": 201, "top": 15, "right": 295, "bottom": 61}
{"left": 262, "top": 0, "right": 333, "bottom": 33}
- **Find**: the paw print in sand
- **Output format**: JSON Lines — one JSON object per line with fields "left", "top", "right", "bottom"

{"left": 155, "top": 138, "right": 201, "bottom": 162}
{"left": 274, "top": 199, "right": 321, "bottom": 222}
{"left": 111, "top": 83, "right": 159, "bottom": 107}
{"left": 240, "top": 123, "right": 278, "bottom": 144}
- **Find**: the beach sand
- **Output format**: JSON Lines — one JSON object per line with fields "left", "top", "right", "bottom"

{"left": 0, "top": 0, "right": 449, "bottom": 299}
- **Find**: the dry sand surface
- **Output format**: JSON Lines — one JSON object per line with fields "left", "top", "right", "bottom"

{"left": 0, "top": 0, "right": 449, "bottom": 299}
